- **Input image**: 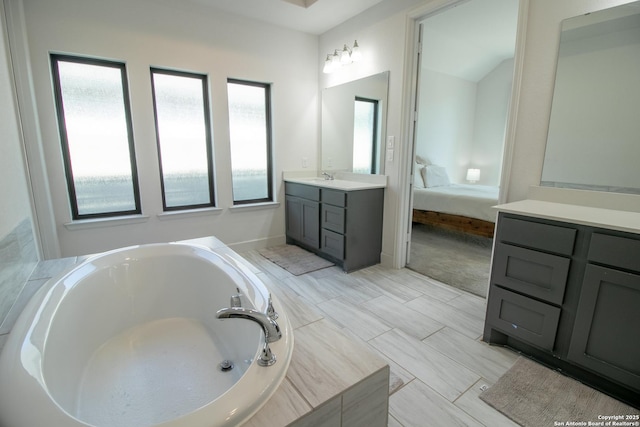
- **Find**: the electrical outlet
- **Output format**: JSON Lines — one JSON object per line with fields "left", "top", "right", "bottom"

{"left": 302, "top": 157, "right": 308, "bottom": 168}
{"left": 386, "top": 149, "right": 394, "bottom": 162}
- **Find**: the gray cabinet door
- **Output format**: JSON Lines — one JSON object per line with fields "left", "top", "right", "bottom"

{"left": 286, "top": 196, "right": 320, "bottom": 249}
{"left": 286, "top": 196, "right": 303, "bottom": 241}
{"left": 568, "top": 264, "right": 640, "bottom": 391}
{"left": 301, "top": 199, "right": 320, "bottom": 248}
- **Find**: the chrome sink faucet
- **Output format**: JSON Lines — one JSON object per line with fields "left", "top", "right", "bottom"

{"left": 217, "top": 295, "right": 282, "bottom": 366}
{"left": 322, "top": 171, "right": 334, "bottom": 180}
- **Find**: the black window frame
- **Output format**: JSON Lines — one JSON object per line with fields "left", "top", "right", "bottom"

{"left": 354, "top": 96, "right": 380, "bottom": 175}
{"left": 227, "top": 78, "right": 274, "bottom": 205}
{"left": 50, "top": 54, "right": 141, "bottom": 220}
{"left": 150, "top": 67, "right": 215, "bottom": 211}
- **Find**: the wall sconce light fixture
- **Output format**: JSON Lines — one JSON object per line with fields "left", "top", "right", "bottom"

{"left": 323, "top": 40, "right": 362, "bottom": 74}
{"left": 466, "top": 168, "right": 480, "bottom": 183}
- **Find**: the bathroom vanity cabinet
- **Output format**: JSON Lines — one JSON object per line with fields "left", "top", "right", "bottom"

{"left": 285, "top": 182, "right": 384, "bottom": 272}
{"left": 484, "top": 210, "right": 640, "bottom": 406}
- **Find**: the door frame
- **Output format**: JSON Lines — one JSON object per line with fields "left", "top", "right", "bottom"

{"left": 398, "top": 0, "right": 529, "bottom": 268}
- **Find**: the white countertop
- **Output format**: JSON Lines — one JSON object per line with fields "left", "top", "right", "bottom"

{"left": 284, "top": 176, "right": 386, "bottom": 191}
{"left": 495, "top": 199, "right": 640, "bottom": 235}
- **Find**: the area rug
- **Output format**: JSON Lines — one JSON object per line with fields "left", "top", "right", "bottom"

{"left": 480, "top": 357, "right": 639, "bottom": 426}
{"left": 258, "top": 245, "right": 334, "bottom": 276}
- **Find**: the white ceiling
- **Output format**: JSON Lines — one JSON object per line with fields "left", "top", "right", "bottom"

{"left": 184, "top": 0, "right": 387, "bottom": 35}
{"left": 181, "top": 0, "right": 519, "bottom": 81}
{"left": 420, "top": 0, "right": 520, "bottom": 82}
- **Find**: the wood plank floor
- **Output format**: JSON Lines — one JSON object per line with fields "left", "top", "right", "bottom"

{"left": 240, "top": 251, "right": 521, "bottom": 427}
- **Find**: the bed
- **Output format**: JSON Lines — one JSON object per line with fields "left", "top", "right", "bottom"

{"left": 412, "top": 164, "right": 499, "bottom": 237}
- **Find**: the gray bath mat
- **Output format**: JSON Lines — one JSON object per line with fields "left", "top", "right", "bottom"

{"left": 258, "top": 245, "right": 334, "bottom": 276}
{"left": 480, "top": 357, "right": 638, "bottom": 426}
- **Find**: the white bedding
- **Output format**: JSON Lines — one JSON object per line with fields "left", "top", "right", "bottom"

{"left": 413, "top": 184, "right": 499, "bottom": 223}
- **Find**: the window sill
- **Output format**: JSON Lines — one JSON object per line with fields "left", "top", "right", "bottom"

{"left": 228, "top": 201, "right": 281, "bottom": 212}
{"left": 64, "top": 215, "right": 150, "bottom": 230}
{"left": 157, "top": 207, "right": 223, "bottom": 220}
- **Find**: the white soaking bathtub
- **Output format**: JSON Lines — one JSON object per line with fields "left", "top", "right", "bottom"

{"left": 0, "top": 242, "right": 293, "bottom": 427}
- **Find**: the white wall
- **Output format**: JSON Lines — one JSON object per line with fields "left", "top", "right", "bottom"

{"left": 18, "top": 0, "right": 319, "bottom": 257}
{"left": 415, "top": 68, "right": 477, "bottom": 183}
{"left": 320, "top": 0, "right": 424, "bottom": 268}
{"left": 471, "top": 58, "right": 514, "bottom": 186}
{"left": 10, "top": 0, "right": 633, "bottom": 265}
{"left": 0, "top": 3, "right": 32, "bottom": 240}
{"left": 415, "top": 58, "right": 512, "bottom": 186}
{"left": 0, "top": 1, "right": 38, "bottom": 323}
{"left": 321, "top": 0, "right": 636, "bottom": 267}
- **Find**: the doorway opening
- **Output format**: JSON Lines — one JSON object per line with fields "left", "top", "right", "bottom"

{"left": 406, "top": 0, "right": 520, "bottom": 297}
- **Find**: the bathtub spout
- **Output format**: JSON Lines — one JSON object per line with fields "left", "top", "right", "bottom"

{"left": 216, "top": 306, "right": 282, "bottom": 366}
{"left": 216, "top": 307, "right": 282, "bottom": 343}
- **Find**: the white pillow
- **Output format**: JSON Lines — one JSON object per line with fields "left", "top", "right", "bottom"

{"left": 415, "top": 154, "right": 431, "bottom": 165}
{"left": 424, "top": 165, "right": 450, "bottom": 188}
{"left": 414, "top": 163, "right": 426, "bottom": 188}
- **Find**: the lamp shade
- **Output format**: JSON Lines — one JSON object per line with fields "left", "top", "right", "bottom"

{"left": 351, "top": 40, "right": 362, "bottom": 62}
{"left": 340, "top": 44, "right": 352, "bottom": 64}
{"left": 466, "top": 168, "right": 480, "bottom": 183}
{"left": 322, "top": 54, "right": 333, "bottom": 74}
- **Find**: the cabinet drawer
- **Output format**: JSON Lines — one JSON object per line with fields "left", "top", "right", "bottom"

{"left": 486, "top": 286, "right": 560, "bottom": 351}
{"left": 321, "top": 188, "right": 346, "bottom": 207}
{"left": 493, "top": 243, "right": 570, "bottom": 305}
{"left": 285, "top": 182, "right": 320, "bottom": 200}
{"left": 322, "top": 204, "right": 345, "bottom": 234}
{"left": 321, "top": 229, "right": 345, "bottom": 260}
{"left": 568, "top": 265, "right": 640, "bottom": 390}
{"left": 499, "top": 216, "right": 576, "bottom": 255}
{"left": 588, "top": 233, "right": 640, "bottom": 274}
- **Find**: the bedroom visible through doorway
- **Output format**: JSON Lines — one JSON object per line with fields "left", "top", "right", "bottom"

{"left": 407, "top": 0, "right": 519, "bottom": 297}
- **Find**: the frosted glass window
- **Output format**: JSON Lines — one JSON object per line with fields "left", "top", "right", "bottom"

{"left": 51, "top": 55, "right": 140, "bottom": 219}
{"left": 227, "top": 80, "right": 273, "bottom": 204}
{"left": 151, "top": 69, "right": 214, "bottom": 210}
{"left": 353, "top": 98, "right": 378, "bottom": 174}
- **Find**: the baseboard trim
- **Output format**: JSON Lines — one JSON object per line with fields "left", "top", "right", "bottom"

{"left": 227, "top": 235, "right": 286, "bottom": 254}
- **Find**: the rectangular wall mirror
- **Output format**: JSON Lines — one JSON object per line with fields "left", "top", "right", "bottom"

{"left": 541, "top": 1, "right": 640, "bottom": 195}
{"left": 321, "top": 71, "right": 389, "bottom": 175}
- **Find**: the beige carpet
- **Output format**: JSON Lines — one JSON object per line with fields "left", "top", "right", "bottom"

{"left": 480, "top": 357, "right": 639, "bottom": 426}
{"left": 258, "top": 244, "right": 334, "bottom": 276}
{"left": 409, "top": 223, "right": 492, "bottom": 297}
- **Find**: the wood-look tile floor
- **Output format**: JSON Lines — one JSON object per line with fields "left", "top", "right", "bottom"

{"left": 241, "top": 251, "right": 521, "bottom": 427}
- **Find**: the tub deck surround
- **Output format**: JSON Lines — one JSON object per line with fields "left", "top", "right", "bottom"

{"left": 187, "top": 236, "right": 391, "bottom": 427}
{"left": 0, "top": 236, "right": 390, "bottom": 427}
{"left": 0, "top": 241, "right": 295, "bottom": 427}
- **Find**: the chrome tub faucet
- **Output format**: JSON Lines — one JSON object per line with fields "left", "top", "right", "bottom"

{"left": 216, "top": 294, "right": 282, "bottom": 366}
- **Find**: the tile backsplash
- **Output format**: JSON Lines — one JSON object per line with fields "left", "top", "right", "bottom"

{"left": 0, "top": 218, "right": 38, "bottom": 331}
